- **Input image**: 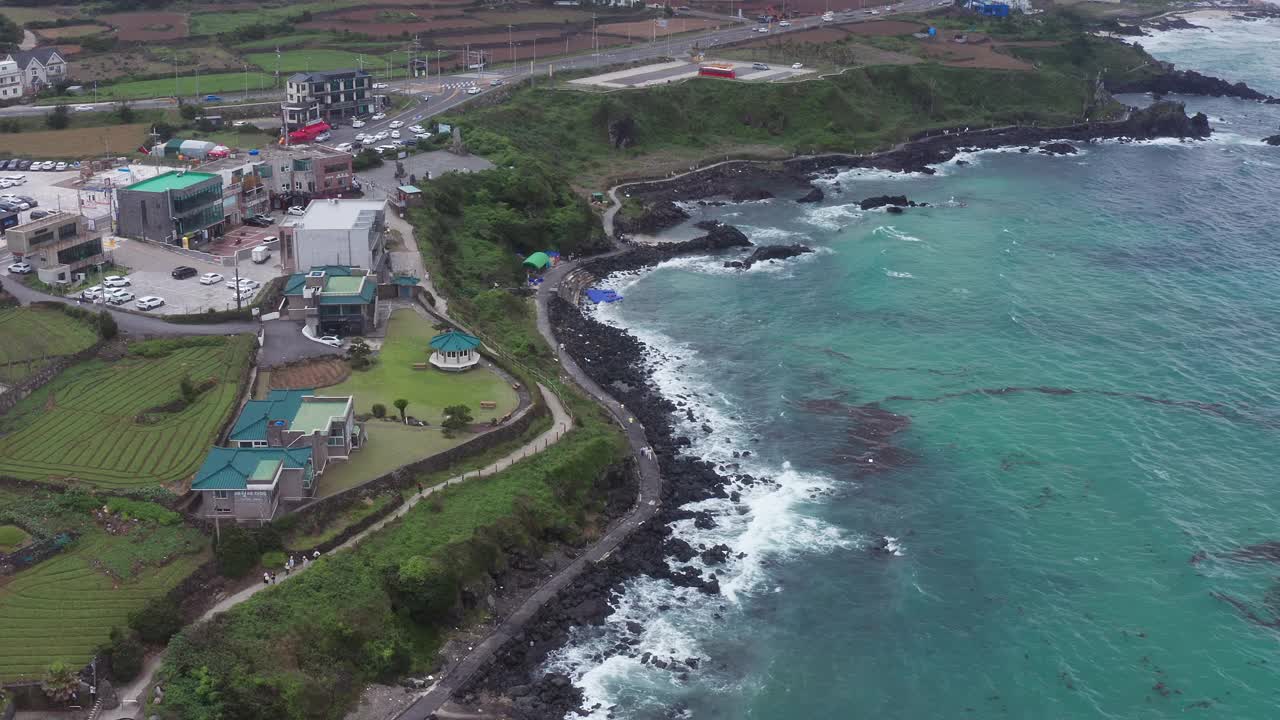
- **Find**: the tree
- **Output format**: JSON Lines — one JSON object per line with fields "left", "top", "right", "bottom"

{"left": 442, "top": 404, "right": 473, "bottom": 433}
{"left": 41, "top": 661, "right": 80, "bottom": 703}
{"left": 352, "top": 148, "right": 384, "bottom": 171}
{"left": 179, "top": 103, "right": 201, "bottom": 121}
{"left": 97, "top": 309, "right": 118, "bottom": 340}
{"left": 116, "top": 102, "right": 135, "bottom": 124}
{"left": 179, "top": 372, "right": 196, "bottom": 405}
{"left": 393, "top": 398, "right": 409, "bottom": 422}
{"left": 128, "top": 596, "right": 182, "bottom": 645}
{"left": 370, "top": 402, "right": 387, "bottom": 419}
{"left": 46, "top": 104, "right": 70, "bottom": 130}
{"left": 214, "top": 526, "right": 258, "bottom": 578}
{"left": 103, "top": 628, "right": 144, "bottom": 682}
{"left": 347, "top": 338, "right": 372, "bottom": 370}
{"left": 386, "top": 555, "right": 457, "bottom": 620}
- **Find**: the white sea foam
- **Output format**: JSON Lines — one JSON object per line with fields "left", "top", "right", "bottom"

{"left": 873, "top": 225, "right": 925, "bottom": 243}
{"left": 822, "top": 165, "right": 928, "bottom": 184}
{"left": 801, "top": 203, "right": 864, "bottom": 231}
{"left": 885, "top": 269, "right": 915, "bottom": 279}
{"left": 739, "top": 225, "right": 805, "bottom": 242}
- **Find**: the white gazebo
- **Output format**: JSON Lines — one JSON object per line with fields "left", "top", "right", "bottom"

{"left": 429, "top": 330, "right": 481, "bottom": 371}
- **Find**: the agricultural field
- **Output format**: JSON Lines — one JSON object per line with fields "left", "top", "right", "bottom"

{"left": 0, "top": 335, "right": 255, "bottom": 489}
{"left": 32, "top": 24, "right": 109, "bottom": 41}
{"left": 189, "top": 0, "right": 362, "bottom": 36}
{"left": 0, "top": 123, "right": 151, "bottom": 159}
{"left": 46, "top": 71, "right": 277, "bottom": 102}
{"left": 0, "top": 488, "right": 208, "bottom": 682}
{"left": 244, "top": 49, "right": 391, "bottom": 76}
{"left": 99, "top": 11, "right": 189, "bottom": 42}
{"left": 0, "top": 6, "right": 77, "bottom": 25}
{"left": 0, "top": 306, "right": 99, "bottom": 385}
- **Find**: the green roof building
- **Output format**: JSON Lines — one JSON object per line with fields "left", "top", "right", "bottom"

{"left": 429, "top": 329, "right": 481, "bottom": 372}
{"left": 116, "top": 170, "right": 225, "bottom": 247}
{"left": 282, "top": 266, "right": 380, "bottom": 336}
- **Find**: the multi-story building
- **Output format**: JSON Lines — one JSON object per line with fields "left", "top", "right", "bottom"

{"left": 3, "top": 49, "right": 68, "bottom": 94}
{"left": 281, "top": 265, "right": 380, "bottom": 337}
{"left": 191, "top": 389, "right": 362, "bottom": 523}
{"left": 116, "top": 171, "right": 225, "bottom": 248}
{"left": 4, "top": 212, "right": 105, "bottom": 285}
{"left": 199, "top": 155, "right": 271, "bottom": 226}
{"left": 262, "top": 146, "right": 355, "bottom": 208}
{"left": 282, "top": 69, "right": 372, "bottom": 129}
{"left": 278, "top": 199, "right": 388, "bottom": 278}
{"left": 0, "top": 60, "right": 22, "bottom": 100}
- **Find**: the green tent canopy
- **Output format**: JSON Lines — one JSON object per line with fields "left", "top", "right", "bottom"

{"left": 430, "top": 330, "right": 481, "bottom": 353}
{"left": 523, "top": 252, "right": 551, "bottom": 270}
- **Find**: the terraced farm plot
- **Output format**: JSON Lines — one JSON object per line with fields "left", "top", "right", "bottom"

{"left": 0, "top": 335, "right": 254, "bottom": 489}
{"left": 0, "top": 307, "right": 98, "bottom": 385}
{"left": 245, "top": 49, "right": 391, "bottom": 75}
{"left": 0, "top": 530, "right": 207, "bottom": 682}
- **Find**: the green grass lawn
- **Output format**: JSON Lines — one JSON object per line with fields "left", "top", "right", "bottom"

{"left": 0, "top": 529, "right": 207, "bottom": 681}
{"left": 40, "top": 72, "right": 277, "bottom": 103}
{"left": 317, "top": 422, "right": 462, "bottom": 497}
{"left": 0, "top": 335, "right": 255, "bottom": 489}
{"left": 245, "top": 49, "right": 392, "bottom": 76}
{"left": 324, "top": 309, "right": 518, "bottom": 425}
{"left": 0, "top": 524, "right": 30, "bottom": 552}
{"left": 284, "top": 491, "right": 399, "bottom": 551}
{"left": 0, "top": 307, "right": 99, "bottom": 385}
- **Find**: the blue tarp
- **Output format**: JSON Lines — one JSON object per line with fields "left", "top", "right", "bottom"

{"left": 586, "top": 288, "right": 623, "bottom": 304}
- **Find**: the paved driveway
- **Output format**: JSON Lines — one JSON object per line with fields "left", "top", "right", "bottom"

{"left": 109, "top": 237, "right": 280, "bottom": 316}
{"left": 259, "top": 318, "right": 340, "bottom": 368}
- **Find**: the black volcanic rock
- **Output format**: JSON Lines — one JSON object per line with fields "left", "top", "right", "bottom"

{"left": 795, "top": 185, "right": 825, "bottom": 203}
{"left": 1039, "top": 142, "right": 1079, "bottom": 155}
{"left": 860, "top": 195, "right": 910, "bottom": 210}
{"left": 1109, "top": 67, "right": 1278, "bottom": 104}
{"left": 733, "top": 244, "right": 813, "bottom": 270}
{"left": 1264, "top": 134, "right": 1280, "bottom": 146}
{"left": 614, "top": 199, "right": 690, "bottom": 236}
{"left": 731, "top": 187, "right": 775, "bottom": 203}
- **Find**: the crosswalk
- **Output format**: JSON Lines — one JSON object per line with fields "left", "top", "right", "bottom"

{"left": 440, "top": 81, "right": 477, "bottom": 89}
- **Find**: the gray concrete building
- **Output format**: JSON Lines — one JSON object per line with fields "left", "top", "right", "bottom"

{"left": 5, "top": 212, "right": 106, "bottom": 285}
{"left": 278, "top": 199, "right": 388, "bottom": 278}
{"left": 115, "top": 170, "right": 225, "bottom": 248}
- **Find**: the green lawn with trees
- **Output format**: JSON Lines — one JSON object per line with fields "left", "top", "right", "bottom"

{"left": 0, "top": 335, "right": 255, "bottom": 488}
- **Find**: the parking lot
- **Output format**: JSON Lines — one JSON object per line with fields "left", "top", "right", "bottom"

{"left": 567, "top": 59, "right": 814, "bottom": 89}
{"left": 94, "top": 236, "right": 281, "bottom": 316}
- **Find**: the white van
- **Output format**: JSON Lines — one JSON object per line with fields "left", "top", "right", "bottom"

{"left": 4, "top": 175, "right": 25, "bottom": 186}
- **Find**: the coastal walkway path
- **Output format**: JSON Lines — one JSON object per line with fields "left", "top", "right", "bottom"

{"left": 394, "top": 258, "right": 663, "bottom": 719}
{"left": 96, "top": 385, "right": 572, "bottom": 720}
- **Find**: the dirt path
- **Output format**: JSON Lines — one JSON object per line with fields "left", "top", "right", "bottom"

{"left": 96, "top": 384, "right": 571, "bottom": 720}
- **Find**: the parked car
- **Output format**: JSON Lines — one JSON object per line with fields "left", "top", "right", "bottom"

{"left": 0, "top": 201, "right": 19, "bottom": 212}
{"left": 171, "top": 265, "right": 198, "bottom": 280}
{"left": 371, "top": 113, "right": 386, "bottom": 120}
{"left": 28, "top": 209, "right": 50, "bottom": 220}
{"left": 373, "top": 131, "right": 389, "bottom": 141}
{"left": 388, "top": 120, "right": 404, "bottom": 129}
{"left": 204, "top": 94, "right": 222, "bottom": 102}
{"left": 317, "top": 335, "right": 342, "bottom": 348}
{"left": 243, "top": 215, "right": 272, "bottom": 227}
{"left": 286, "top": 206, "right": 306, "bottom": 216}
{"left": 251, "top": 213, "right": 274, "bottom": 225}
{"left": 80, "top": 285, "right": 104, "bottom": 301}
{"left": 335, "top": 142, "right": 354, "bottom": 153}
{"left": 315, "top": 132, "right": 331, "bottom": 142}
{"left": 466, "top": 86, "right": 481, "bottom": 95}
{"left": 225, "top": 278, "right": 259, "bottom": 291}
{"left": 199, "top": 272, "right": 224, "bottom": 285}
{"left": 74, "top": 104, "right": 93, "bottom": 112}
{"left": 135, "top": 296, "right": 165, "bottom": 311}
{"left": 414, "top": 132, "right": 431, "bottom": 140}
{"left": 408, "top": 125, "right": 425, "bottom": 134}
{"left": 351, "top": 119, "right": 366, "bottom": 128}
{"left": 375, "top": 144, "right": 397, "bottom": 153}
{"left": 234, "top": 288, "right": 257, "bottom": 302}
{"left": 1, "top": 160, "right": 14, "bottom": 170}
{"left": 17, "top": 160, "right": 31, "bottom": 170}
{"left": 1, "top": 195, "right": 29, "bottom": 209}
{"left": 6, "top": 261, "right": 31, "bottom": 274}
{"left": 105, "top": 289, "right": 134, "bottom": 305}
{"left": 54, "top": 162, "right": 67, "bottom": 171}
{"left": 102, "top": 275, "right": 131, "bottom": 288}
{"left": 390, "top": 130, "right": 400, "bottom": 139}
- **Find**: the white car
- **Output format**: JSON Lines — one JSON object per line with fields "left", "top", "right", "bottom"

{"left": 415, "top": 132, "right": 431, "bottom": 140}
{"left": 408, "top": 125, "right": 424, "bottom": 134}
{"left": 371, "top": 113, "right": 386, "bottom": 120}
{"left": 135, "top": 296, "right": 164, "bottom": 311}
{"left": 232, "top": 120, "right": 249, "bottom": 127}
{"left": 489, "top": 78, "right": 505, "bottom": 87}
{"left": 354, "top": 134, "right": 369, "bottom": 143}
{"left": 102, "top": 275, "right": 130, "bottom": 288}
{"left": 317, "top": 335, "right": 342, "bottom": 347}
{"left": 779, "top": 20, "right": 791, "bottom": 27}
{"left": 374, "top": 144, "right": 397, "bottom": 153}
{"left": 106, "top": 289, "right": 134, "bottom": 305}
{"left": 54, "top": 162, "right": 68, "bottom": 171}
{"left": 80, "top": 285, "right": 104, "bottom": 301}
{"left": 234, "top": 288, "right": 257, "bottom": 302}
{"left": 224, "top": 277, "right": 260, "bottom": 290}
{"left": 335, "top": 142, "right": 354, "bottom": 152}
{"left": 6, "top": 261, "right": 31, "bottom": 274}
{"left": 287, "top": 206, "right": 306, "bottom": 216}
{"left": 199, "top": 272, "right": 223, "bottom": 285}
{"left": 0, "top": 179, "right": 11, "bottom": 188}
{"left": 466, "top": 87, "right": 481, "bottom": 95}
{"left": 792, "top": 62, "right": 804, "bottom": 69}
{"left": 352, "top": 119, "right": 366, "bottom": 128}
{"left": 372, "top": 83, "right": 388, "bottom": 89}
{"left": 74, "top": 105, "right": 93, "bottom": 112}
{"left": 869, "top": 9, "right": 880, "bottom": 14}
{"left": 1, "top": 195, "right": 29, "bottom": 209}
{"left": 388, "top": 120, "right": 404, "bottom": 129}
{"left": 374, "top": 131, "right": 389, "bottom": 141}
{"left": 757, "top": 26, "right": 769, "bottom": 33}
{"left": 390, "top": 130, "right": 400, "bottom": 139}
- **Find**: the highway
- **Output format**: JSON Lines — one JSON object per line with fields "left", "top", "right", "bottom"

{"left": 0, "top": 0, "right": 941, "bottom": 141}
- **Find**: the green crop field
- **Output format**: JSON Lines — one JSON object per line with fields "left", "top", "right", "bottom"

{"left": 0, "top": 528, "right": 207, "bottom": 681}
{"left": 245, "top": 49, "right": 393, "bottom": 76}
{"left": 190, "top": 0, "right": 361, "bottom": 36}
{"left": 0, "top": 524, "right": 30, "bottom": 552}
{"left": 0, "top": 335, "right": 255, "bottom": 489}
{"left": 0, "top": 307, "right": 99, "bottom": 385}
{"left": 38, "top": 72, "right": 278, "bottom": 103}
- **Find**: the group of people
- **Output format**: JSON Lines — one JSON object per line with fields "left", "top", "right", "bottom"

{"left": 262, "top": 549, "right": 322, "bottom": 586}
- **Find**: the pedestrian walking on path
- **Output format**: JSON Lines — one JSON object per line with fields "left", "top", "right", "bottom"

{"left": 262, "top": 572, "right": 269, "bottom": 586}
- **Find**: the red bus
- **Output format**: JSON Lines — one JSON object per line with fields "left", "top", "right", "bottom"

{"left": 698, "top": 65, "right": 736, "bottom": 79}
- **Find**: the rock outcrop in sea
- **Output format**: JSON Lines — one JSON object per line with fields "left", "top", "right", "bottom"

{"left": 724, "top": 244, "right": 814, "bottom": 270}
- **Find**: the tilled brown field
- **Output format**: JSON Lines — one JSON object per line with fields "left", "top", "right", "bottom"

{"left": 101, "top": 11, "right": 190, "bottom": 42}
{"left": 268, "top": 358, "right": 351, "bottom": 390}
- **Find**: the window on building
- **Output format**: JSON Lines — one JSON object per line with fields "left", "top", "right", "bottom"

{"left": 213, "top": 490, "right": 230, "bottom": 500}
{"left": 57, "top": 238, "right": 102, "bottom": 266}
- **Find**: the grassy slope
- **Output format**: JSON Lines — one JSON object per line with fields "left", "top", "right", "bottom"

{"left": 0, "top": 307, "right": 98, "bottom": 384}
{"left": 0, "top": 336, "right": 254, "bottom": 489}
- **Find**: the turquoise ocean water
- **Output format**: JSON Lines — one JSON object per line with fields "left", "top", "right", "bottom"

{"left": 547, "top": 17, "right": 1280, "bottom": 719}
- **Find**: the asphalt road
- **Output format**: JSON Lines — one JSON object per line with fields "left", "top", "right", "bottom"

{"left": 0, "top": 0, "right": 939, "bottom": 129}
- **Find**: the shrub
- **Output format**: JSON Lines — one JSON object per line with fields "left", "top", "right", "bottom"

{"left": 105, "top": 497, "right": 180, "bottom": 525}
{"left": 46, "top": 105, "right": 70, "bottom": 130}
{"left": 128, "top": 597, "right": 182, "bottom": 645}
{"left": 179, "top": 373, "right": 196, "bottom": 405}
{"left": 353, "top": 149, "right": 384, "bottom": 171}
{"left": 102, "top": 628, "right": 144, "bottom": 682}
{"left": 370, "top": 403, "right": 387, "bottom": 419}
{"left": 393, "top": 398, "right": 408, "bottom": 422}
{"left": 442, "top": 404, "right": 473, "bottom": 432}
{"left": 41, "top": 661, "right": 79, "bottom": 702}
{"left": 215, "top": 526, "right": 258, "bottom": 578}
{"left": 261, "top": 550, "right": 286, "bottom": 570}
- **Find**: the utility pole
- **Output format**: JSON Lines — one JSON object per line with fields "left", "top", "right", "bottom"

{"left": 508, "top": 24, "right": 514, "bottom": 68}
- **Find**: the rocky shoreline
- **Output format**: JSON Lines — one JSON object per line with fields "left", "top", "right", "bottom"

{"left": 616, "top": 101, "right": 1211, "bottom": 207}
